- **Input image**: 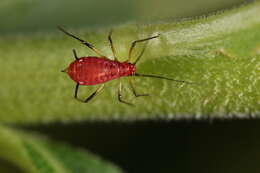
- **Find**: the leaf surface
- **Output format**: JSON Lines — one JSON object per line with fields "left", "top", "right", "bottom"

{"left": 0, "top": 2, "right": 259, "bottom": 123}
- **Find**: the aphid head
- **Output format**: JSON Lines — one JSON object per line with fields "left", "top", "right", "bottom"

{"left": 61, "top": 66, "right": 73, "bottom": 78}
{"left": 61, "top": 67, "right": 69, "bottom": 73}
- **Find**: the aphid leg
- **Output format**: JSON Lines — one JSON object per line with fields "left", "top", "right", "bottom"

{"left": 58, "top": 26, "right": 105, "bottom": 57}
{"left": 74, "top": 83, "right": 80, "bottom": 99}
{"left": 118, "top": 81, "right": 134, "bottom": 106}
{"left": 133, "top": 42, "right": 148, "bottom": 65}
{"left": 108, "top": 30, "right": 118, "bottom": 61}
{"left": 128, "top": 34, "right": 160, "bottom": 62}
{"left": 72, "top": 49, "right": 79, "bottom": 60}
{"left": 74, "top": 83, "right": 105, "bottom": 103}
{"left": 134, "top": 73, "right": 194, "bottom": 85}
{"left": 129, "top": 78, "right": 149, "bottom": 97}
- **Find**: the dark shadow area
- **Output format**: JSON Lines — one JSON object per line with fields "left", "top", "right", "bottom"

{"left": 0, "top": 0, "right": 252, "bottom": 34}
{"left": 0, "top": 159, "right": 24, "bottom": 173}
{"left": 22, "top": 118, "right": 260, "bottom": 173}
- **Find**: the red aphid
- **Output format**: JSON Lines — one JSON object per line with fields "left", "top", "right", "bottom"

{"left": 59, "top": 27, "right": 191, "bottom": 105}
{"left": 64, "top": 57, "right": 135, "bottom": 85}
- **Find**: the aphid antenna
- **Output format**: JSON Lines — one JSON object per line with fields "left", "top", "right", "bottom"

{"left": 134, "top": 73, "right": 194, "bottom": 85}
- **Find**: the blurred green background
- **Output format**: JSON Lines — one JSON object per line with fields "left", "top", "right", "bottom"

{"left": 0, "top": 0, "right": 252, "bottom": 34}
{"left": 1, "top": 0, "right": 259, "bottom": 173}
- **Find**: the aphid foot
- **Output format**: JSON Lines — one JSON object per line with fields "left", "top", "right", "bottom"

{"left": 134, "top": 93, "right": 150, "bottom": 97}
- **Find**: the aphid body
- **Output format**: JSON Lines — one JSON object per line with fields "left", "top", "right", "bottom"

{"left": 65, "top": 57, "right": 135, "bottom": 85}
{"left": 59, "top": 26, "right": 191, "bottom": 105}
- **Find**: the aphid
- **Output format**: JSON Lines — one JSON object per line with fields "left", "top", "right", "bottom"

{"left": 59, "top": 26, "right": 192, "bottom": 105}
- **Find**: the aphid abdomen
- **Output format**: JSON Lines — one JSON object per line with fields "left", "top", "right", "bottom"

{"left": 67, "top": 57, "right": 135, "bottom": 85}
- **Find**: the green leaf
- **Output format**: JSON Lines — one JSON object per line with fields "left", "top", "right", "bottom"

{"left": 0, "top": 1, "right": 259, "bottom": 123}
{"left": 0, "top": 125, "right": 123, "bottom": 173}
